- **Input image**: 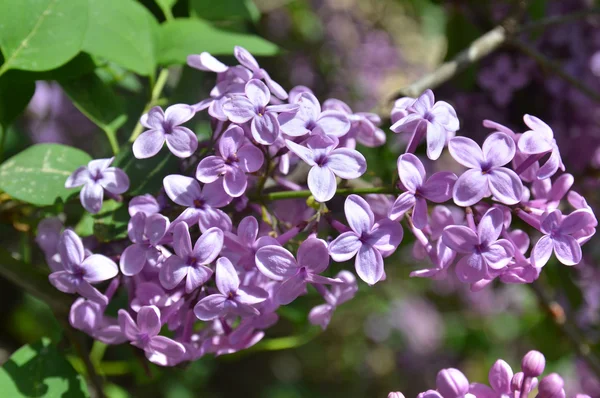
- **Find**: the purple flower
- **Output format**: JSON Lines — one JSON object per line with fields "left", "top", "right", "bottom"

{"left": 234, "top": 46, "right": 288, "bottom": 100}
{"left": 285, "top": 135, "right": 366, "bottom": 202}
{"left": 120, "top": 212, "right": 170, "bottom": 276}
{"left": 223, "top": 216, "right": 279, "bottom": 270}
{"left": 163, "top": 175, "right": 232, "bottom": 232}
{"left": 323, "top": 98, "right": 386, "bottom": 147}
{"left": 389, "top": 153, "right": 456, "bottom": 229}
{"left": 449, "top": 132, "right": 523, "bottom": 206}
{"left": 442, "top": 207, "right": 514, "bottom": 283}
{"left": 159, "top": 223, "right": 223, "bottom": 293}
{"left": 49, "top": 230, "right": 118, "bottom": 305}
{"left": 118, "top": 305, "right": 185, "bottom": 366}
{"left": 469, "top": 359, "right": 514, "bottom": 398}
{"left": 128, "top": 194, "right": 161, "bottom": 217}
{"left": 537, "top": 374, "right": 565, "bottom": 398}
{"left": 65, "top": 157, "right": 129, "bottom": 214}
{"left": 194, "top": 257, "right": 268, "bottom": 320}
{"left": 278, "top": 92, "right": 350, "bottom": 138}
{"left": 436, "top": 368, "right": 470, "bottom": 398}
{"left": 70, "top": 298, "right": 126, "bottom": 344}
{"left": 222, "top": 79, "right": 297, "bottom": 144}
{"left": 196, "top": 125, "right": 264, "bottom": 197}
{"left": 517, "top": 115, "right": 565, "bottom": 180}
{"left": 133, "top": 104, "right": 198, "bottom": 159}
{"left": 308, "top": 270, "right": 357, "bottom": 329}
{"left": 390, "top": 90, "right": 459, "bottom": 160}
{"left": 531, "top": 209, "right": 594, "bottom": 267}
{"left": 328, "top": 195, "right": 403, "bottom": 285}
{"left": 255, "top": 237, "right": 339, "bottom": 305}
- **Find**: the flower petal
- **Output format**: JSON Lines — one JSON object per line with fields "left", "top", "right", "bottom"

{"left": 251, "top": 112, "right": 279, "bottom": 145}
{"left": 137, "top": 305, "right": 162, "bottom": 336}
{"left": 237, "top": 144, "right": 264, "bottom": 173}
{"left": 80, "top": 182, "right": 104, "bottom": 214}
{"left": 518, "top": 130, "right": 552, "bottom": 155}
{"left": 223, "top": 96, "right": 256, "bottom": 123}
{"left": 276, "top": 274, "right": 307, "bottom": 305}
{"left": 65, "top": 167, "right": 90, "bottom": 188}
{"left": 255, "top": 245, "right": 298, "bottom": 281}
{"left": 397, "top": 153, "right": 425, "bottom": 192}
{"left": 327, "top": 148, "right": 367, "bottom": 179}
{"left": 315, "top": 111, "right": 350, "bottom": 137}
{"left": 215, "top": 257, "right": 240, "bottom": 295}
{"left": 196, "top": 156, "right": 225, "bottom": 184}
{"left": 193, "top": 227, "right": 224, "bottom": 264}
{"left": 368, "top": 219, "right": 403, "bottom": 252}
{"left": 482, "top": 240, "right": 514, "bottom": 270}
{"left": 82, "top": 254, "right": 118, "bottom": 283}
{"left": 455, "top": 254, "right": 485, "bottom": 283}
{"left": 452, "top": 169, "right": 489, "bottom": 207}
{"left": 223, "top": 166, "right": 248, "bottom": 197}
{"left": 482, "top": 132, "right": 516, "bottom": 167}
{"left": 477, "top": 207, "right": 504, "bottom": 246}
{"left": 165, "top": 126, "right": 198, "bottom": 158}
{"left": 297, "top": 237, "right": 329, "bottom": 273}
{"left": 328, "top": 232, "right": 361, "bottom": 262}
{"left": 345, "top": 194, "right": 375, "bottom": 235}
{"left": 420, "top": 172, "right": 456, "bottom": 202}
{"left": 58, "top": 230, "right": 85, "bottom": 269}
{"left": 531, "top": 235, "right": 554, "bottom": 268}
{"left": 488, "top": 167, "right": 523, "bottom": 205}
{"left": 120, "top": 244, "right": 148, "bottom": 276}
{"left": 412, "top": 196, "right": 429, "bottom": 230}
{"left": 159, "top": 254, "right": 188, "bottom": 290}
{"left": 133, "top": 129, "right": 165, "bottom": 159}
{"left": 98, "top": 168, "right": 130, "bottom": 194}
{"left": 388, "top": 192, "right": 416, "bottom": 221}
{"left": 185, "top": 264, "right": 213, "bottom": 293}
{"left": 194, "top": 294, "right": 227, "bottom": 320}
{"left": 442, "top": 225, "right": 478, "bottom": 253}
{"left": 172, "top": 221, "right": 193, "bottom": 258}
{"left": 426, "top": 121, "right": 446, "bottom": 160}
{"left": 245, "top": 79, "right": 270, "bottom": 108}
{"left": 553, "top": 235, "right": 582, "bottom": 266}
{"left": 308, "top": 166, "right": 337, "bottom": 202}
{"left": 163, "top": 175, "right": 201, "bottom": 207}
{"left": 355, "top": 245, "right": 384, "bottom": 285}
{"left": 448, "top": 136, "right": 484, "bottom": 169}
{"left": 165, "top": 104, "right": 194, "bottom": 126}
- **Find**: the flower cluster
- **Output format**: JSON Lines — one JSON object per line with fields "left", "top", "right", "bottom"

{"left": 388, "top": 350, "right": 591, "bottom": 398}
{"left": 36, "top": 46, "right": 596, "bottom": 366}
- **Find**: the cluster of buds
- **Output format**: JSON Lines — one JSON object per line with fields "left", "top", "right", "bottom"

{"left": 36, "top": 46, "right": 596, "bottom": 366}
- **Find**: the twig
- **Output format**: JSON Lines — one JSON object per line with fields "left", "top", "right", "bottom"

{"left": 510, "top": 40, "right": 600, "bottom": 103}
{"left": 528, "top": 281, "right": 600, "bottom": 379}
{"left": 257, "top": 186, "right": 397, "bottom": 201}
{"left": 518, "top": 7, "right": 600, "bottom": 32}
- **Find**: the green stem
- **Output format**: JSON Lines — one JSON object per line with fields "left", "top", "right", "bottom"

{"left": 260, "top": 186, "right": 398, "bottom": 201}
{"left": 129, "top": 68, "right": 170, "bottom": 143}
{"left": 104, "top": 128, "right": 120, "bottom": 156}
{"left": 0, "top": 124, "right": 6, "bottom": 161}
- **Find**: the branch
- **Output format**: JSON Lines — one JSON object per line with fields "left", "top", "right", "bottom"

{"left": 510, "top": 40, "right": 600, "bottom": 103}
{"left": 258, "top": 186, "right": 398, "bottom": 201}
{"left": 528, "top": 281, "right": 600, "bottom": 379}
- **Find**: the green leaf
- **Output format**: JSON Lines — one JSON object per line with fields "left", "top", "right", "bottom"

{"left": 114, "top": 147, "right": 179, "bottom": 196}
{"left": 0, "top": 0, "right": 88, "bottom": 75}
{"left": 6, "top": 53, "right": 97, "bottom": 82}
{"left": 0, "top": 143, "right": 91, "bottom": 206}
{"left": 83, "top": 0, "right": 159, "bottom": 76}
{"left": 59, "top": 71, "right": 128, "bottom": 135}
{"left": 0, "top": 338, "right": 89, "bottom": 397}
{"left": 0, "top": 76, "right": 35, "bottom": 129}
{"left": 158, "top": 19, "right": 278, "bottom": 66}
{"left": 190, "top": 0, "right": 260, "bottom": 22}
{"left": 155, "top": 0, "right": 177, "bottom": 20}
{"left": 76, "top": 200, "right": 129, "bottom": 241}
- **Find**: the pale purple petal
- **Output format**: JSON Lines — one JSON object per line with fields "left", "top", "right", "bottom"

{"left": 308, "top": 166, "right": 336, "bottom": 202}
{"left": 452, "top": 169, "right": 489, "bottom": 207}
{"left": 368, "top": 219, "right": 403, "bottom": 252}
{"left": 165, "top": 126, "right": 198, "bottom": 158}
{"left": 328, "top": 232, "right": 361, "bottom": 262}
{"left": 388, "top": 192, "right": 416, "bottom": 221}
{"left": 118, "top": 310, "right": 140, "bottom": 340}
{"left": 128, "top": 194, "right": 160, "bottom": 217}
{"left": 523, "top": 114, "right": 553, "bottom": 141}
{"left": 137, "top": 305, "right": 161, "bottom": 336}
{"left": 237, "top": 144, "right": 264, "bottom": 173}
{"left": 80, "top": 183, "right": 104, "bottom": 214}
{"left": 202, "top": 180, "right": 233, "bottom": 208}
{"left": 397, "top": 153, "right": 425, "bottom": 192}
{"left": 141, "top": 106, "right": 164, "bottom": 130}
{"left": 147, "top": 336, "right": 185, "bottom": 363}
{"left": 65, "top": 167, "right": 90, "bottom": 188}
{"left": 412, "top": 196, "right": 429, "bottom": 230}
{"left": 489, "top": 359, "right": 513, "bottom": 394}
{"left": 531, "top": 235, "right": 554, "bottom": 267}
{"left": 345, "top": 194, "right": 374, "bottom": 235}
{"left": 251, "top": 113, "right": 279, "bottom": 145}
{"left": 245, "top": 79, "right": 270, "bottom": 108}
{"left": 49, "top": 271, "right": 77, "bottom": 293}
{"left": 193, "top": 227, "right": 224, "bottom": 264}
{"left": 448, "top": 136, "right": 484, "bottom": 169}
{"left": 223, "top": 166, "right": 247, "bottom": 197}
{"left": 199, "top": 208, "right": 232, "bottom": 232}
{"left": 482, "top": 132, "right": 516, "bottom": 167}
{"left": 163, "top": 175, "right": 201, "bottom": 207}
{"left": 98, "top": 168, "right": 129, "bottom": 194}
{"left": 234, "top": 46, "right": 259, "bottom": 71}
{"left": 145, "top": 213, "right": 169, "bottom": 246}
{"left": 553, "top": 235, "right": 581, "bottom": 266}
{"left": 120, "top": 244, "right": 148, "bottom": 276}
{"left": 560, "top": 210, "right": 596, "bottom": 235}
{"left": 482, "top": 240, "right": 513, "bottom": 270}
{"left": 278, "top": 113, "right": 310, "bottom": 137}
{"left": 518, "top": 130, "right": 553, "bottom": 154}
{"left": 315, "top": 111, "right": 350, "bottom": 137}
{"left": 255, "top": 245, "right": 298, "bottom": 281}
{"left": 215, "top": 257, "right": 239, "bottom": 295}
{"left": 469, "top": 384, "right": 496, "bottom": 398}
{"left": 477, "top": 207, "right": 504, "bottom": 246}
{"left": 81, "top": 254, "right": 118, "bottom": 283}
{"left": 133, "top": 129, "right": 165, "bottom": 159}
{"left": 159, "top": 255, "right": 188, "bottom": 290}
{"left": 327, "top": 148, "right": 367, "bottom": 179}
{"left": 488, "top": 167, "right": 523, "bottom": 205}
{"left": 194, "top": 294, "right": 227, "bottom": 320}
{"left": 196, "top": 156, "right": 226, "bottom": 184}
{"left": 297, "top": 238, "right": 329, "bottom": 273}
{"left": 285, "top": 139, "right": 316, "bottom": 165}
{"left": 420, "top": 172, "right": 456, "bottom": 202}
{"left": 223, "top": 96, "right": 256, "bottom": 123}
{"left": 187, "top": 52, "right": 228, "bottom": 72}
{"left": 185, "top": 265, "right": 213, "bottom": 293}
{"left": 442, "top": 225, "right": 478, "bottom": 252}
{"left": 537, "top": 149, "right": 560, "bottom": 180}
{"left": 455, "top": 254, "right": 485, "bottom": 283}
{"left": 172, "top": 221, "right": 192, "bottom": 258}
{"left": 165, "top": 104, "right": 194, "bottom": 126}
{"left": 75, "top": 281, "right": 108, "bottom": 305}
{"left": 59, "top": 230, "right": 85, "bottom": 269}
{"left": 540, "top": 210, "right": 562, "bottom": 234}
{"left": 237, "top": 216, "right": 258, "bottom": 246}
{"left": 236, "top": 285, "right": 268, "bottom": 305}
{"left": 87, "top": 158, "right": 113, "bottom": 175}
{"left": 426, "top": 121, "right": 446, "bottom": 160}
{"left": 355, "top": 245, "right": 384, "bottom": 285}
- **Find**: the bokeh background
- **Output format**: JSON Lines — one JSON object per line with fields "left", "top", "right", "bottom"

{"left": 1, "top": 0, "right": 600, "bottom": 396}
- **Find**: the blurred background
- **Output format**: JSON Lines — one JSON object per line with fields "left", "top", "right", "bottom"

{"left": 1, "top": 0, "right": 600, "bottom": 396}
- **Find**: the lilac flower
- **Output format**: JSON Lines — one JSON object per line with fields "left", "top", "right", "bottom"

{"left": 196, "top": 125, "right": 264, "bottom": 197}
{"left": 194, "top": 257, "right": 268, "bottom": 320}
{"left": 531, "top": 209, "right": 595, "bottom": 267}
{"left": 436, "top": 368, "right": 470, "bottom": 398}
{"left": 449, "top": 132, "right": 523, "bottom": 206}
{"left": 329, "top": 195, "right": 403, "bottom": 285}
{"left": 118, "top": 305, "right": 185, "bottom": 366}
{"left": 128, "top": 194, "right": 161, "bottom": 217}
{"left": 159, "top": 223, "right": 223, "bottom": 293}
{"left": 390, "top": 89, "right": 459, "bottom": 160}
{"left": 49, "top": 230, "right": 118, "bottom": 305}
{"left": 255, "top": 237, "right": 340, "bottom": 304}
{"left": 222, "top": 79, "right": 297, "bottom": 145}
{"left": 285, "top": 135, "right": 366, "bottom": 202}
{"left": 442, "top": 207, "right": 514, "bottom": 282}
{"left": 234, "top": 46, "right": 288, "bottom": 100}
{"left": 163, "top": 175, "right": 232, "bottom": 232}
{"left": 120, "top": 212, "right": 170, "bottom": 276}
{"left": 323, "top": 98, "right": 386, "bottom": 147}
{"left": 65, "top": 157, "right": 130, "bottom": 214}
{"left": 308, "top": 270, "right": 358, "bottom": 329}
{"left": 278, "top": 92, "right": 350, "bottom": 138}
{"left": 70, "top": 298, "right": 126, "bottom": 344}
{"left": 537, "top": 374, "right": 565, "bottom": 398}
{"left": 469, "top": 359, "right": 514, "bottom": 398}
{"left": 133, "top": 104, "right": 198, "bottom": 159}
{"left": 517, "top": 115, "right": 565, "bottom": 180}
{"left": 389, "top": 153, "right": 456, "bottom": 229}
{"left": 223, "top": 216, "right": 279, "bottom": 270}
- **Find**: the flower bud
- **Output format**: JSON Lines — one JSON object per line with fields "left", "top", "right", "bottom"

{"left": 511, "top": 372, "right": 524, "bottom": 392}
{"left": 537, "top": 373, "right": 565, "bottom": 398}
{"left": 436, "top": 368, "right": 469, "bottom": 398}
{"left": 388, "top": 392, "right": 405, "bottom": 398}
{"left": 521, "top": 350, "right": 545, "bottom": 376}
